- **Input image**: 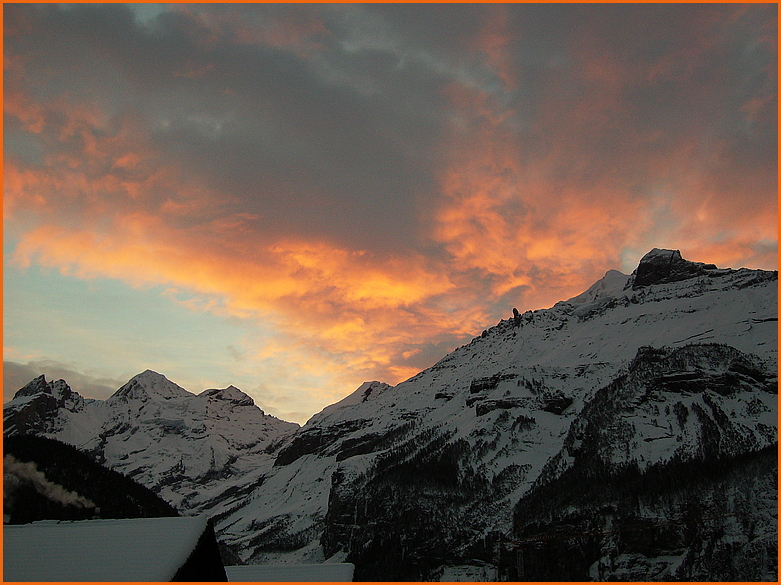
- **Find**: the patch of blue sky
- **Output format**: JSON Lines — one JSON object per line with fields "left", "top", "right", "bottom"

{"left": 3, "top": 262, "right": 268, "bottom": 398}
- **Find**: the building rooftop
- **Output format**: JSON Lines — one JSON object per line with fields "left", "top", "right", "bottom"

{"left": 225, "top": 562, "right": 355, "bottom": 582}
{"left": 4, "top": 516, "right": 214, "bottom": 581}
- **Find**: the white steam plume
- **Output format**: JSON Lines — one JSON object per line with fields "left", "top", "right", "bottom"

{"left": 3, "top": 454, "right": 96, "bottom": 515}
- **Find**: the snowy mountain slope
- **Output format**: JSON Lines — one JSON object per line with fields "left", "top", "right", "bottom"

{"left": 207, "top": 249, "right": 777, "bottom": 576}
{"left": 540, "top": 343, "right": 777, "bottom": 477}
{"left": 4, "top": 249, "right": 777, "bottom": 579}
{"left": 314, "top": 346, "right": 776, "bottom": 580}
{"left": 503, "top": 339, "right": 778, "bottom": 580}
{"left": 4, "top": 370, "right": 298, "bottom": 513}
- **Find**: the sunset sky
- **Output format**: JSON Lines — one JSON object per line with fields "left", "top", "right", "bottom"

{"left": 4, "top": 3, "right": 777, "bottom": 423}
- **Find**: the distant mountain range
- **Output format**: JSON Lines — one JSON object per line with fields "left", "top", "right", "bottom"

{"left": 5, "top": 248, "right": 777, "bottom": 580}
{"left": 4, "top": 369, "right": 297, "bottom": 514}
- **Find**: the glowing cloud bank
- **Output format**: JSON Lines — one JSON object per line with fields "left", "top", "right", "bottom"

{"left": 4, "top": 4, "right": 776, "bottom": 422}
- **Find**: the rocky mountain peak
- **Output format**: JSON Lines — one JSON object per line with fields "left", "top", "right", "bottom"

{"left": 563, "top": 268, "right": 629, "bottom": 308}
{"left": 200, "top": 386, "right": 256, "bottom": 408}
{"left": 49, "top": 379, "right": 75, "bottom": 402}
{"left": 628, "top": 248, "right": 720, "bottom": 289}
{"left": 109, "top": 370, "right": 192, "bottom": 403}
{"left": 12, "top": 375, "right": 79, "bottom": 405}
{"left": 14, "top": 374, "right": 50, "bottom": 398}
{"left": 5, "top": 375, "right": 84, "bottom": 436}
{"left": 306, "top": 381, "right": 393, "bottom": 427}
{"left": 4, "top": 371, "right": 300, "bottom": 515}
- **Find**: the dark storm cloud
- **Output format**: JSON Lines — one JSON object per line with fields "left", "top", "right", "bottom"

{"left": 6, "top": 3, "right": 455, "bottom": 253}
{"left": 9, "top": 3, "right": 774, "bottom": 255}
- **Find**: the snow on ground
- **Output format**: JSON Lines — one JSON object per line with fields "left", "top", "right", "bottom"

{"left": 3, "top": 517, "right": 209, "bottom": 581}
{"left": 224, "top": 562, "right": 355, "bottom": 582}
{"left": 436, "top": 563, "right": 496, "bottom": 581}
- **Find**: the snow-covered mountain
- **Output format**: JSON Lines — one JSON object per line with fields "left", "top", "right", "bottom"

{"left": 4, "top": 370, "right": 298, "bottom": 513}
{"left": 5, "top": 249, "right": 777, "bottom": 580}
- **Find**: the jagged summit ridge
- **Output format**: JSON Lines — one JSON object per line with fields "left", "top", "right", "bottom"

{"left": 4, "top": 375, "right": 86, "bottom": 436}
{"left": 15, "top": 374, "right": 51, "bottom": 398}
{"left": 307, "top": 381, "right": 392, "bottom": 427}
{"left": 15, "top": 374, "right": 80, "bottom": 403}
{"left": 559, "top": 268, "right": 630, "bottom": 317}
{"left": 628, "top": 248, "right": 724, "bottom": 289}
{"left": 200, "top": 385, "right": 256, "bottom": 408}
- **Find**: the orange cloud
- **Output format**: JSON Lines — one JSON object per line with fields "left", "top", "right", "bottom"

{"left": 3, "top": 86, "right": 474, "bottom": 397}
{"left": 427, "top": 5, "right": 777, "bottom": 318}
{"left": 431, "top": 75, "right": 640, "bottom": 311}
{"left": 8, "top": 197, "right": 466, "bottom": 396}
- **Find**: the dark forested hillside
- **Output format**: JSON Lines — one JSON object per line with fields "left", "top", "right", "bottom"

{"left": 510, "top": 445, "right": 777, "bottom": 581}
{"left": 4, "top": 435, "right": 178, "bottom": 524}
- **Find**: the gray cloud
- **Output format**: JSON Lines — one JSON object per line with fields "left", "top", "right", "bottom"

{"left": 6, "top": 3, "right": 775, "bottom": 257}
{"left": 6, "top": 3, "right": 453, "bottom": 255}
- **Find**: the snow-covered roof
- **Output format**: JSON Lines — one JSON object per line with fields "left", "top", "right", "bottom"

{"left": 225, "top": 563, "right": 355, "bottom": 582}
{"left": 4, "top": 516, "right": 210, "bottom": 581}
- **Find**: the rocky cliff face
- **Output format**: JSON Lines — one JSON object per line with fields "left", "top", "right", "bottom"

{"left": 5, "top": 249, "right": 777, "bottom": 580}
{"left": 628, "top": 248, "right": 722, "bottom": 288}
{"left": 511, "top": 444, "right": 777, "bottom": 581}
{"left": 4, "top": 375, "right": 86, "bottom": 437}
{"left": 508, "top": 343, "right": 777, "bottom": 581}
{"left": 317, "top": 344, "right": 777, "bottom": 580}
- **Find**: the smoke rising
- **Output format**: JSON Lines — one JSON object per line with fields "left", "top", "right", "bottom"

{"left": 3, "top": 454, "right": 97, "bottom": 521}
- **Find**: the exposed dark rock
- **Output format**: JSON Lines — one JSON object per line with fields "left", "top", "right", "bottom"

{"left": 202, "top": 387, "right": 255, "bottom": 407}
{"left": 541, "top": 391, "right": 573, "bottom": 414}
{"left": 511, "top": 447, "right": 778, "bottom": 581}
{"left": 4, "top": 376, "right": 85, "bottom": 437}
{"left": 629, "top": 248, "right": 721, "bottom": 289}
{"left": 274, "top": 419, "right": 370, "bottom": 466}
{"left": 336, "top": 433, "right": 384, "bottom": 462}
{"left": 475, "top": 397, "right": 528, "bottom": 416}
{"left": 470, "top": 375, "right": 501, "bottom": 393}
{"left": 15, "top": 375, "right": 50, "bottom": 398}
{"left": 321, "top": 429, "right": 491, "bottom": 580}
